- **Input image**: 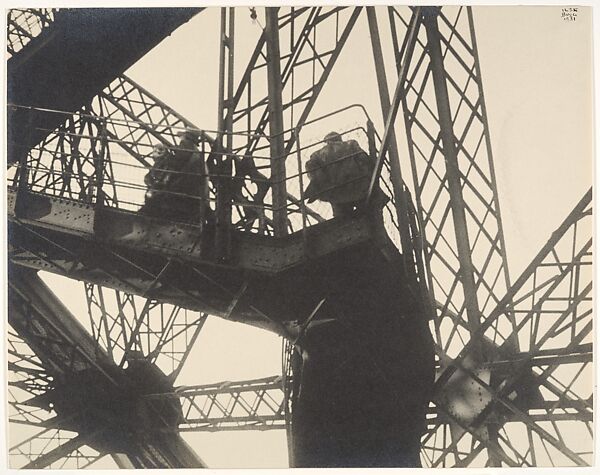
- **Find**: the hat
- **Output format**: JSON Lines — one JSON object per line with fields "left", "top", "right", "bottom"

{"left": 324, "top": 131, "right": 342, "bottom": 143}
{"left": 150, "top": 143, "right": 169, "bottom": 159}
{"left": 177, "top": 128, "right": 203, "bottom": 142}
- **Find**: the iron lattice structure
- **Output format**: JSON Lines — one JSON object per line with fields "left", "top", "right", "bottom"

{"left": 7, "top": 9, "right": 58, "bottom": 57}
{"left": 5, "top": 5, "right": 593, "bottom": 469}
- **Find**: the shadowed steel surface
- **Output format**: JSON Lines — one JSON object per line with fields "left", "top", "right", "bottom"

{"left": 7, "top": 8, "right": 203, "bottom": 166}
{"left": 8, "top": 268, "right": 206, "bottom": 468}
{"left": 5, "top": 5, "right": 593, "bottom": 469}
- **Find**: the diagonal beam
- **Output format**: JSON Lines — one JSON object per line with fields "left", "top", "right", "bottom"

{"left": 422, "top": 8, "right": 482, "bottom": 347}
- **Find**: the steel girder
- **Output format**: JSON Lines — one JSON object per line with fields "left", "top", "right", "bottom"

{"left": 5, "top": 5, "right": 593, "bottom": 469}
{"left": 425, "top": 189, "right": 592, "bottom": 467}
{"left": 382, "top": 6, "right": 592, "bottom": 467}
{"left": 7, "top": 9, "right": 58, "bottom": 57}
{"left": 7, "top": 267, "right": 208, "bottom": 469}
{"left": 226, "top": 6, "right": 363, "bottom": 233}
{"left": 390, "top": 6, "right": 514, "bottom": 355}
{"left": 6, "top": 7, "right": 368, "bottom": 468}
{"left": 154, "top": 376, "right": 287, "bottom": 432}
{"left": 136, "top": 191, "right": 591, "bottom": 466}
{"left": 18, "top": 189, "right": 585, "bottom": 466}
{"left": 7, "top": 8, "right": 203, "bottom": 166}
{"left": 84, "top": 284, "right": 208, "bottom": 381}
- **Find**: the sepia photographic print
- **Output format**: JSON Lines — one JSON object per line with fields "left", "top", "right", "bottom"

{"left": 3, "top": 2, "right": 594, "bottom": 470}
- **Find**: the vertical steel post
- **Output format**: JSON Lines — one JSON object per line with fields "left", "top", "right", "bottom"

{"left": 265, "top": 7, "right": 288, "bottom": 237}
{"left": 294, "top": 128, "right": 308, "bottom": 250}
{"left": 466, "top": 7, "right": 518, "bottom": 355}
{"left": 422, "top": 8, "right": 482, "bottom": 349}
{"left": 216, "top": 7, "right": 235, "bottom": 259}
{"left": 217, "top": 8, "right": 227, "bottom": 137}
{"left": 365, "top": 8, "right": 420, "bottom": 203}
{"left": 366, "top": 6, "right": 415, "bottom": 273}
{"left": 15, "top": 112, "right": 34, "bottom": 217}
{"left": 95, "top": 120, "right": 107, "bottom": 209}
{"left": 225, "top": 8, "right": 235, "bottom": 152}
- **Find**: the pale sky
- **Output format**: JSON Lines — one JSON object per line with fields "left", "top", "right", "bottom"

{"left": 7, "top": 4, "right": 593, "bottom": 469}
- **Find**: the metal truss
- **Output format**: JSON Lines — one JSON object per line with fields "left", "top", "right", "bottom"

{"left": 227, "top": 6, "right": 362, "bottom": 234}
{"left": 7, "top": 269, "right": 209, "bottom": 469}
{"left": 98, "top": 75, "right": 196, "bottom": 166}
{"left": 7, "top": 327, "right": 60, "bottom": 428}
{"left": 11, "top": 72, "right": 324, "bottom": 234}
{"left": 7, "top": 269, "right": 286, "bottom": 468}
{"left": 424, "top": 189, "right": 593, "bottom": 467}
{"left": 391, "top": 6, "right": 513, "bottom": 352}
{"left": 8, "top": 8, "right": 367, "bottom": 238}
{"left": 381, "top": 6, "right": 592, "bottom": 467}
{"left": 229, "top": 7, "right": 361, "bottom": 158}
{"left": 385, "top": 7, "right": 515, "bottom": 465}
{"left": 7, "top": 273, "right": 113, "bottom": 469}
{"left": 139, "top": 183, "right": 589, "bottom": 468}
{"left": 6, "top": 6, "right": 593, "bottom": 469}
{"left": 85, "top": 283, "right": 207, "bottom": 381}
{"left": 9, "top": 76, "right": 185, "bottom": 210}
{"left": 9, "top": 427, "right": 106, "bottom": 470}
{"left": 7, "top": 9, "right": 58, "bottom": 57}
{"left": 150, "top": 191, "right": 588, "bottom": 465}
{"left": 16, "top": 105, "right": 118, "bottom": 207}
{"left": 6, "top": 12, "right": 375, "bottom": 450}
{"left": 156, "top": 376, "right": 287, "bottom": 432}
{"left": 8, "top": 271, "right": 110, "bottom": 379}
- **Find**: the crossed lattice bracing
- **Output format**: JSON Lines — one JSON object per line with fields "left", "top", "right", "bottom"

{"left": 9, "top": 6, "right": 408, "bottom": 241}
{"left": 158, "top": 376, "right": 287, "bottom": 432}
{"left": 6, "top": 9, "right": 58, "bottom": 57}
{"left": 390, "top": 6, "right": 513, "bottom": 353}
{"left": 422, "top": 190, "right": 593, "bottom": 467}
{"left": 7, "top": 271, "right": 213, "bottom": 469}
{"left": 5, "top": 6, "right": 593, "bottom": 469}
{"left": 6, "top": 299, "right": 110, "bottom": 469}
{"left": 230, "top": 7, "right": 360, "bottom": 154}
{"left": 10, "top": 427, "right": 105, "bottom": 470}
{"left": 66, "top": 185, "right": 593, "bottom": 466}
{"left": 85, "top": 284, "right": 207, "bottom": 380}
{"left": 7, "top": 328, "right": 58, "bottom": 428}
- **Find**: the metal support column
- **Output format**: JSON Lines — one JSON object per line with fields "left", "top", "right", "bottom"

{"left": 15, "top": 113, "right": 33, "bottom": 217}
{"left": 265, "top": 7, "right": 288, "bottom": 237}
{"left": 423, "top": 8, "right": 482, "bottom": 349}
{"left": 95, "top": 120, "right": 107, "bottom": 208}
{"left": 366, "top": 6, "right": 415, "bottom": 273}
{"left": 216, "top": 7, "right": 235, "bottom": 258}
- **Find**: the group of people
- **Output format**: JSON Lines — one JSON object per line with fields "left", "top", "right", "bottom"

{"left": 139, "top": 128, "right": 385, "bottom": 227}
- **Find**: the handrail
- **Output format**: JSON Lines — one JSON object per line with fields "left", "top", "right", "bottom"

{"left": 14, "top": 138, "right": 376, "bottom": 214}
{"left": 9, "top": 102, "right": 397, "bottom": 241}
{"left": 7, "top": 103, "right": 375, "bottom": 145}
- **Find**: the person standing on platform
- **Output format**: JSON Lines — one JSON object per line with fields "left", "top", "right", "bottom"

{"left": 305, "top": 132, "right": 387, "bottom": 218}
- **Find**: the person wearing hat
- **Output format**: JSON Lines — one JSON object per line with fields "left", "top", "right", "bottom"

{"left": 305, "top": 131, "right": 386, "bottom": 218}
{"left": 166, "top": 128, "right": 210, "bottom": 224}
{"left": 139, "top": 143, "right": 174, "bottom": 218}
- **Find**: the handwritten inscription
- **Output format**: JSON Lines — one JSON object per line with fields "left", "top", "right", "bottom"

{"left": 561, "top": 7, "right": 578, "bottom": 22}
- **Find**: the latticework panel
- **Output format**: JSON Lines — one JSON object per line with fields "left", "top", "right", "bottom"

{"left": 6, "top": 324, "right": 109, "bottom": 470}
{"left": 158, "top": 376, "right": 286, "bottom": 432}
{"left": 7, "top": 9, "right": 58, "bottom": 57}
{"left": 391, "top": 6, "right": 513, "bottom": 357}
{"left": 423, "top": 190, "right": 593, "bottom": 467}
{"left": 15, "top": 107, "right": 119, "bottom": 207}
{"left": 9, "top": 428, "right": 106, "bottom": 470}
{"left": 7, "top": 326, "right": 57, "bottom": 429}
{"left": 222, "top": 7, "right": 363, "bottom": 232}
{"left": 85, "top": 283, "right": 207, "bottom": 380}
